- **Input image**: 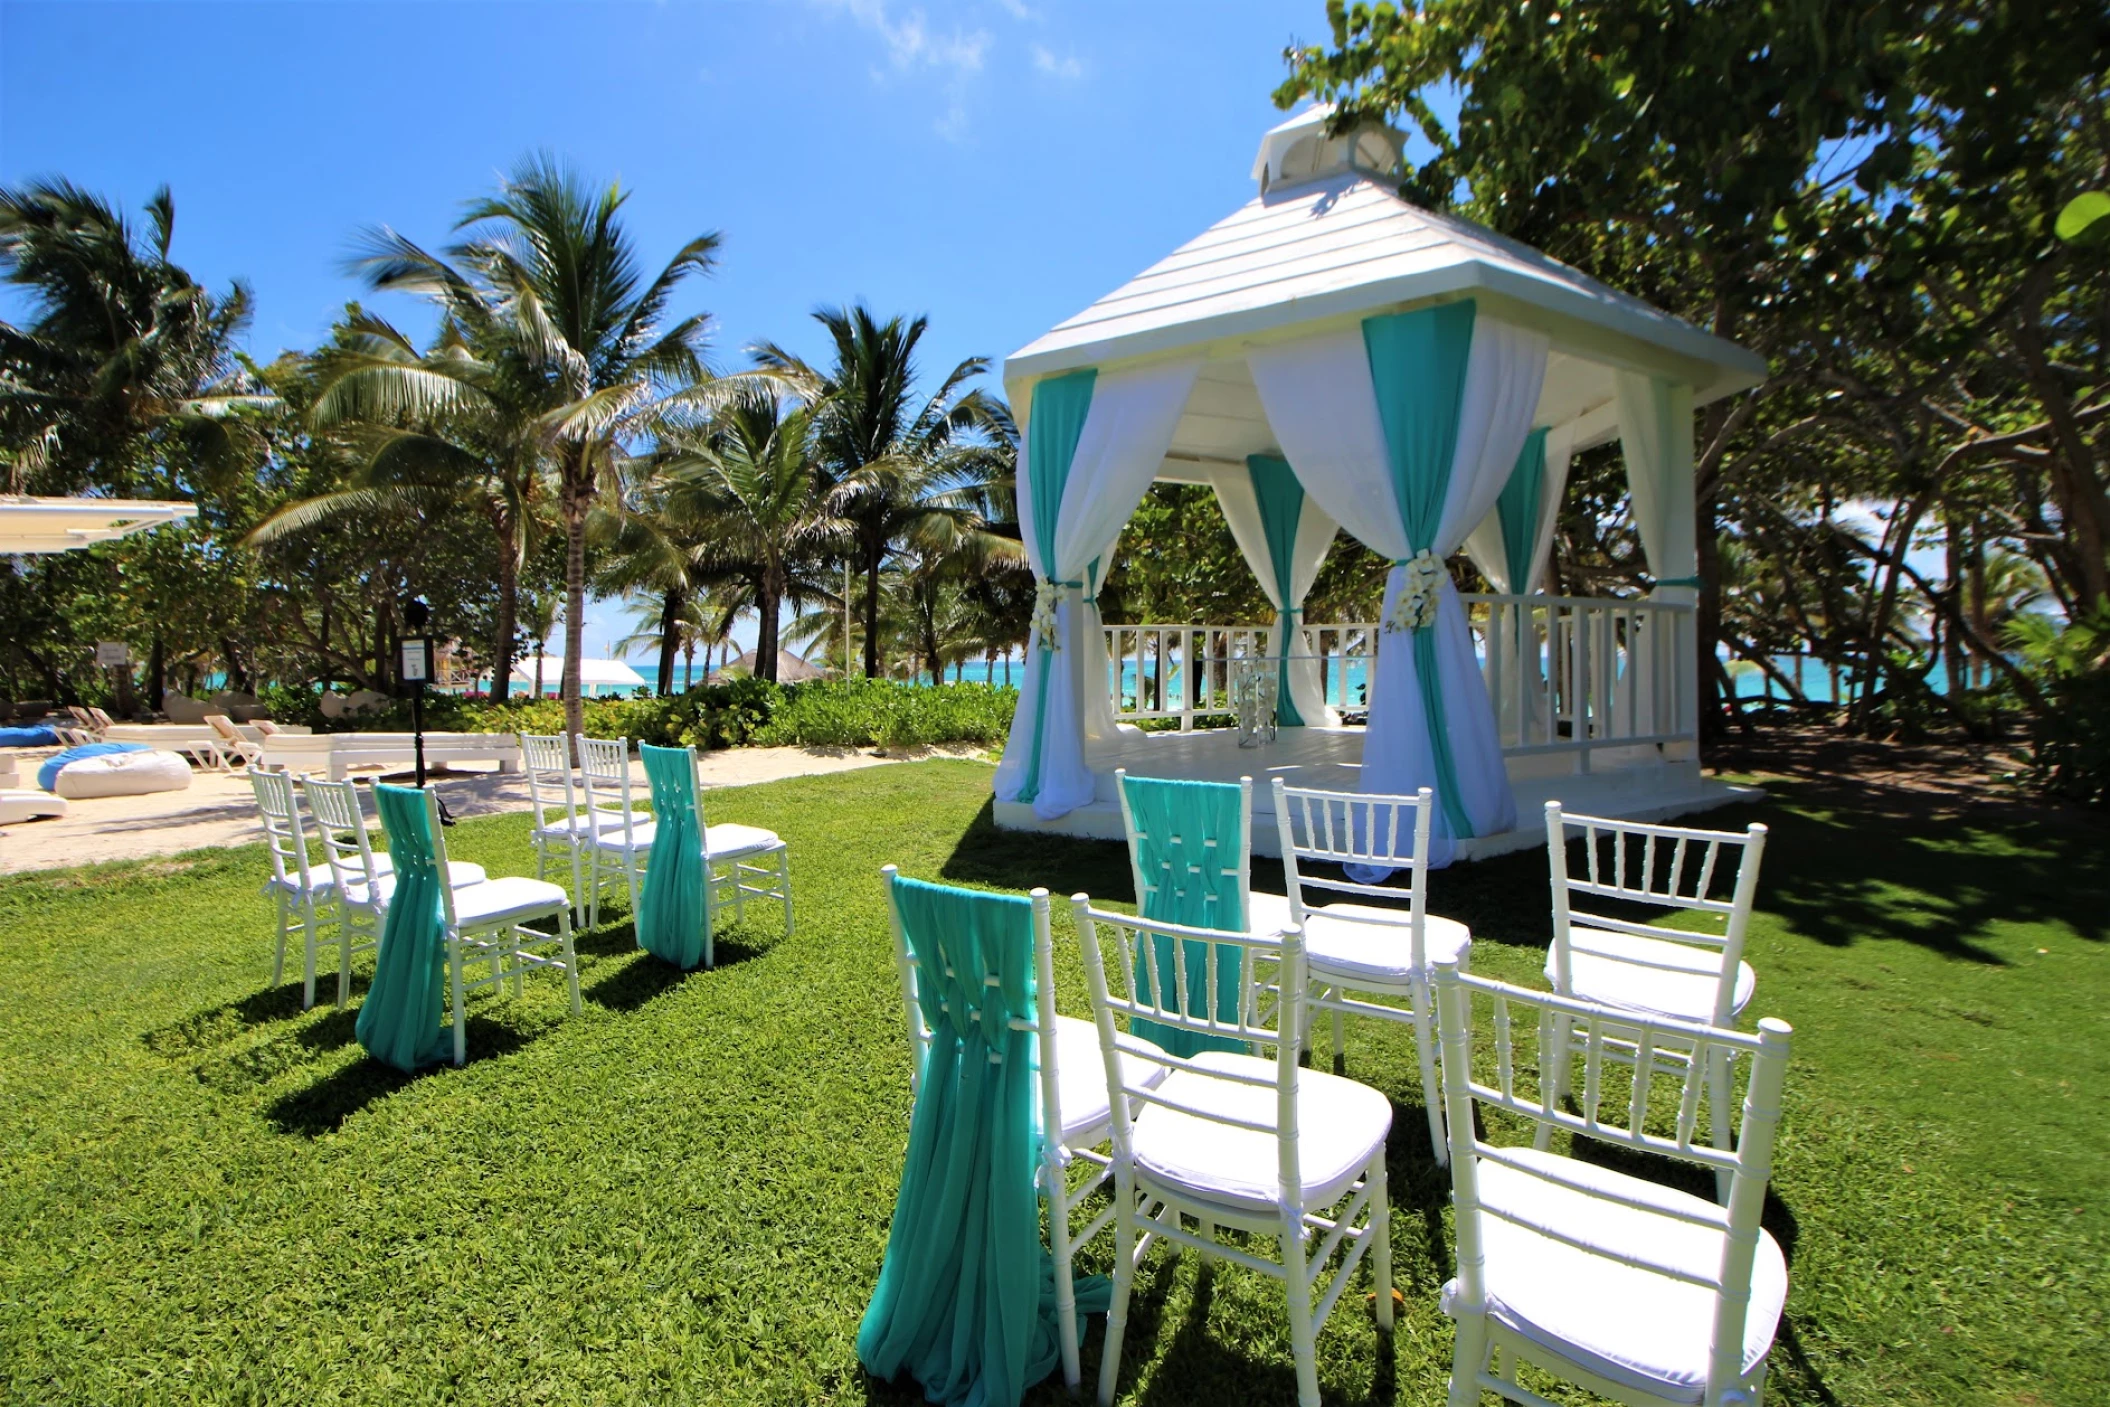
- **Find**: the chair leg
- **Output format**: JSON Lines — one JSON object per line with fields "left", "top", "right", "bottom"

{"left": 335, "top": 907, "right": 352, "bottom": 1008}
{"left": 1097, "top": 1167, "right": 1139, "bottom": 1407}
{"left": 1045, "top": 1163, "right": 1082, "bottom": 1392}
{"left": 1282, "top": 1217, "right": 1321, "bottom": 1407}
{"left": 300, "top": 901, "right": 319, "bottom": 1011}
{"left": 777, "top": 848, "right": 794, "bottom": 935}
{"left": 559, "top": 908, "right": 581, "bottom": 1015}
{"left": 1370, "top": 1152, "right": 1394, "bottom": 1333}
{"left": 451, "top": 935, "right": 467, "bottom": 1067}
{"left": 1332, "top": 1000, "right": 1346, "bottom": 1072}
{"left": 1411, "top": 986, "right": 1449, "bottom": 1166}
{"left": 586, "top": 847, "right": 602, "bottom": 932}
{"left": 624, "top": 853, "right": 641, "bottom": 925}
{"left": 271, "top": 892, "right": 288, "bottom": 987}
{"left": 569, "top": 841, "right": 586, "bottom": 926}
{"left": 1447, "top": 1304, "right": 1488, "bottom": 1407}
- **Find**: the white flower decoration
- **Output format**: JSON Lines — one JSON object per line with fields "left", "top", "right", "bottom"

{"left": 1384, "top": 550, "right": 1448, "bottom": 633}
{"left": 1030, "top": 579, "right": 1063, "bottom": 650}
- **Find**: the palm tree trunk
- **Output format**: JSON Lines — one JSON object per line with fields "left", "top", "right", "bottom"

{"left": 489, "top": 527, "right": 519, "bottom": 704}
{"left": 492, "top": 539, "right": 519, "bottom": 704}
{"left": 756, "top": 570, "right": 782, "bottom": 683}
{"left": 561, "top": 478, "right": 589, "bottom": 739}
{"left": 862, "top": 542, "right": 883, "bottom": 678}
{"left": 657, "top": 585, "right": 684, "bottom": 696}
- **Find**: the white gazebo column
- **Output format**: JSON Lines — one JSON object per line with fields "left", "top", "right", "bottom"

{"left": 1615, "top": 372, "right": 1700, "bottom": 753}
{"left": 993, "top": 359, "right": 1201, "bottom": 820}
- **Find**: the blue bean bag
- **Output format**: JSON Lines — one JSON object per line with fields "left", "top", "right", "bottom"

{"left": 0, "top": 725, "right": 60, "bottom": 749}
{"left": 38, "top": 742, "right": 148, "bottom": 793}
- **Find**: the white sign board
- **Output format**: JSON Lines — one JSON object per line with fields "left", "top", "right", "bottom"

{"left": 399, "top": 639, "right": 431, "bottom": 683}
{"left": 95, "top": 641, "right": 130, "bottom": 667}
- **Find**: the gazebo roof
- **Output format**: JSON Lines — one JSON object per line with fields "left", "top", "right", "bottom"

{"left": 0, "top": 495, "right": 197, "bottom": 554}
{"left": 1005, "top": 108, "right": 1767, "bottom": 457}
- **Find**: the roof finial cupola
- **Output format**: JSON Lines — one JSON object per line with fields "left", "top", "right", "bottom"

{"left": 1252, "top": 103, "right": 1406, "bottom": 194}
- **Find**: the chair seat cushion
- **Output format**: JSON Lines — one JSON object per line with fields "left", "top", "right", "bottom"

{"left": 451, "top": 875, "right": 570, "bottom": 926}
{"left": 704, "top": 822, "right": 783, "bottom": 859}
{"left": 1049, "top": 1014, "right": 1168, "bottom": 1145}
{"left": 1465, "top": 1146, "right": 1787, "bottom": 1403}
{"left": 1247, "top": 891, "right": 1471, "bottom": 984}
{"left": 1131, "top": 1050, "right": 1391, "bottom": 1214}
{"left": 1549, "top": 928, "right": 1755, "bottom": 1022}
{"left": 533, "top": 812, "right": 626, "bottom": 841}
{"left": 342, "top": 862, "right": 487, "bottom": 908}
{"left": 591, "top": 820, "right": 655, "bottom": 853}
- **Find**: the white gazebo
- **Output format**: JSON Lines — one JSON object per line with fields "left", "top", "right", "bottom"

{"left": 991, "top": 106, "right": 1769, "bottom": 862}
{"left": 0, "top": 495, "right": 197, "bottom": 554}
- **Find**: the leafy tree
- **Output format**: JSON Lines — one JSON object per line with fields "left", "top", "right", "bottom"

{"left": 756, "top": 306, "right": 1006, "bottom": 677}
{"left": 354, "top": 155, "right": 721, "bottom": 734}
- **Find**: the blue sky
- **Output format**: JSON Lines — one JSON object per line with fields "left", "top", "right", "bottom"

{"left": 1, "top": 0, "right": 1355, "bottom": 666}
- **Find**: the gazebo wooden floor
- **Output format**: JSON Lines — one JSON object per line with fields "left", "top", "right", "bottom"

{"left": 992, "top": 724, "right": 1760, "bottom": 860}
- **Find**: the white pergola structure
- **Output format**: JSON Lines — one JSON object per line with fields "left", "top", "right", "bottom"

{"left": 992, "top": 108, "right": 1770, "bottom": 862}
{"left": 0, "top": 495, "right": 197, "bottom": 554}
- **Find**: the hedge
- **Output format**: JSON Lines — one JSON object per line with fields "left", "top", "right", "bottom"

{"left": 255, "top": 678, "right": 1017, "bottom": 751}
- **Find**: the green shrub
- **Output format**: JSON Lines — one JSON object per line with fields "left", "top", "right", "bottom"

{"left": 260, "top": 679, "right": 1016, "bottom": 751}
{"left": 2025, "top": 669, "right": 2110, "bottom": 808}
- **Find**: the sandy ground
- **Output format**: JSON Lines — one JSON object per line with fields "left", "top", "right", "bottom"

{"left": 0, "top": 744, "right": 989, "bottom": 875}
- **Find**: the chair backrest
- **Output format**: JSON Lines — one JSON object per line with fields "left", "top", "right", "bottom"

{"left": 1115, "top": 769, "right": 1252, "bottom": 931}
{"left": 519, "top": 732, "right": 582, "bottom": 832}
{"left": 576, "top": 735, "right": 641, "bottom": 843}
{"left": 1429, "top": 962, "right": 1792, "bottom": 1399}
{"left": 68, "top": 705, "right": 99, "bottom": 731}
{"left": 881, "top": 867, "right": 1064, "bottom": 1137}
{"left": 1271, "top": 777, "right": 1433, "bottom": 940}
{"left": 1546, "top": 802, "right": 1768, "bottom": 1024}
{"left": 248, "top": 768, "right": 315, "bottom": 891}
{"left": 302, "top": 776, "right": 382, "bottom": 896}
{"left": 374, "top": 783, "right": 461, "bottom": 929}
{"left": 1072, "top": 897, "right": 1308, "bottom": 1211}
{"left": 88, "top": 706, "right": 116, "bottom": 730}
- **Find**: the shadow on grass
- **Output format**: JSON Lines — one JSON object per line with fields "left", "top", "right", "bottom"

{"left": 262, "top": 1014, "right": 535, "bottom": 1137}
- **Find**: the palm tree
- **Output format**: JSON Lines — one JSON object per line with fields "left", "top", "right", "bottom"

{"left": 755, "top": 306, "right": 1007, "bottom": 678}
{"left": 663, "top": 386, "right": 844, "bottom": 681}
{"left": 1, "top": 180, "right": 269, "bottom": 700}
{"left": 248, "top": 308, "right": 550, "bottom": 699}
{"left": 353, "top": 156, "right": 720, "bottom": 735}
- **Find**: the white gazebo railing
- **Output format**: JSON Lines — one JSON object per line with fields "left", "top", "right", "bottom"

{"left": 1105, "top": 594, "right": 1696, "bottom": 766}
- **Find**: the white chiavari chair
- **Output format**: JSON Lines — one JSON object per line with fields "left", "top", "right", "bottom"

{"left": 1074, "top": 897, "right": 1393, "bottom": 1407}
{"left": 1431, "top": 962, "right": 1793, "bottom": 1407}
{"left": 249, "top": 767, "right": 337, "bottom": 1009}
{"left": 577, "top": 735, "right": 648, "bottom": 929}
{"left": 881, "top": 867, "right": 1166, "bottom": 1394}
{"left": 1262, "top": 779, "right": 1472, "bottom": 1162}
{"left": 520, "top": 732, "right": 607, "bottom": 920}
{"left": 1542, "top": 803, "right": 1769, "bottom": 1191}
{"left": 302, "top": 776, "right": 486, "bottom": 1006}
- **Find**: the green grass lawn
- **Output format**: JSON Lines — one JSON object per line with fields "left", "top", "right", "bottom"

{"left": 2, "top": 759, "right": 2104, "bottom": 1405}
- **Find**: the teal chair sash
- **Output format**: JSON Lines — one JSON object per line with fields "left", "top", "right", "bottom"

{"left": 637, "top": 742, "right": 710, "bottom": 970}
{"left": 858, "top": 875, "right": 1100, "bottom": 1407}
{"left": 355, "top": 784, "right": 449, "bottom": 1072}
{"left": 1120, "top": 774, "right": 1248, "bottom": 1058}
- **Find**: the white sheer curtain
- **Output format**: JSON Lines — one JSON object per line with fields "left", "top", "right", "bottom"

{"left": 994, "top": 359, "right": 1201, "bottom": 819}
{"left": 1210, "top": 464, "right": 1340, "bottom": 726}
{"left": 1250, "top": 312, "right": 1547, "bottom": 862}
{"left": 1464, "top": 420, "right": 1576, "bottom": 742}
{"left": 1614, "top": 373, "right": 1698, "bottom": 740}
{"left": 1080, "top": 533, "right": 1133, "bottom": 744}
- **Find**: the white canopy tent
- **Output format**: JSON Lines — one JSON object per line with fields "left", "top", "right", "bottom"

{"left": 508, "top": 657, "right": 648, "bottom": 695}
{"left": 0, "top": 496, "right": 197, "bottom": 554}
{"left": 992, "top": 106, "right": 1768, "bottom": 861}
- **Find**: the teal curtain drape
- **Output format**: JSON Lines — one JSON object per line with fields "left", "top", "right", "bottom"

{"left": 1120, "top": 775, "right": 1247, "bottom": 1058}
{"left": 637, "top": 743, "right": 709, "bottom": 970}
{"left": 1246, "top": 454, "right": 1309, "bottom": 728}
{"left": 1496, "top": 427, "right": 1550, "bottom": 592}
{"left": 1017, "top": 369, "right": 1098, "bottom": 806}
{"left": 355, "top": 784, "right": 448, "bottom": 1072}
{"left": 1362, "top": 302, "right": 1479, "bottom": 840}
{"left": 858, "top": 875, "right": 1101, "bottom": 1407}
